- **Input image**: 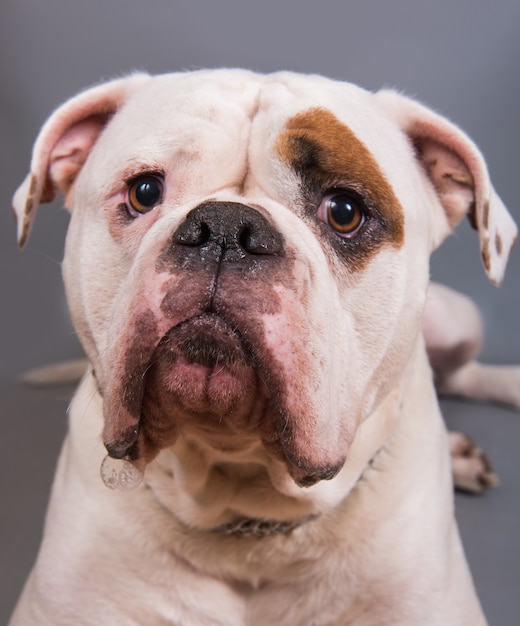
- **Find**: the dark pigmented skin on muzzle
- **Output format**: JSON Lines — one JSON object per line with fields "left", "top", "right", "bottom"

{"left": 102, "top": 309, "right": 161, "bottom": 460}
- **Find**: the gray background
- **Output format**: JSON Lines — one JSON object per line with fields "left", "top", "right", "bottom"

{"left": 1, "top": 0, "right": 519, "bottom": 623}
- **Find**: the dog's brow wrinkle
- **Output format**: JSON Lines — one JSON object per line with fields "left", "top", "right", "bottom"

{"left": 234, "top": 86, "right": 262, "bottom": 194}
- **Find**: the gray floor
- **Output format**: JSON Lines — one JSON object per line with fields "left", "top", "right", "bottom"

{"left": 1, "top": 1, "right": 520, "bottom": 624}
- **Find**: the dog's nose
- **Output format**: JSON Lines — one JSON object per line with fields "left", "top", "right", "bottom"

{"left": 173, "top": 201, "right": 283, "bottom": 263}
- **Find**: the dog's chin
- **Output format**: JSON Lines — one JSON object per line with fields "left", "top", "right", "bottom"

{"left": 139, "top": 314, "right": 269, "bottom": 451}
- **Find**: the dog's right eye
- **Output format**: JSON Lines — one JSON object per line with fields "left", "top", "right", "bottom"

{"left": 317, "top": 191, "right": 366, "bottom": 238}
{"left": 127, "top": 176, "right": 164, "bottom": 215}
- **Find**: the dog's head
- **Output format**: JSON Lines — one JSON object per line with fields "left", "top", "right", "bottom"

{"left": 13, "top": 70, "right": 516, "bottom": 486}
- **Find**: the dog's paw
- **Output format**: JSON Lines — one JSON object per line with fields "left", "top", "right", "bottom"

{"left": 448, "top": 432, "right": 500, "bottom": 494}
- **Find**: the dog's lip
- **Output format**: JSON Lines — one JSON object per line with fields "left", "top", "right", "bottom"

{"left": 141, "top": 312, "right": 260, "bottom": 416}
{"left": 155, "top": 312, "right": 254, "bottom": 369}
{"left": 102, "top": 310, "right": 262, "bottom": 460}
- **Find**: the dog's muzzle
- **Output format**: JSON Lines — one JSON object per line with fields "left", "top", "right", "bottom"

{"left": 101, "top": 202, "right": 290, "bottom": 477}
{"left": 101, "top": 200, "right": 346, "bottom": 489}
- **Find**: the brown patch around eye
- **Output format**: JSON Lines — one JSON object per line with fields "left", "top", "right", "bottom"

{"left": 275, "top": 107, "right": 404, "bottom": 269}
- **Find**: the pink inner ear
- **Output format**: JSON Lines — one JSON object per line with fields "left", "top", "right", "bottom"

{"left": 414, "top": 136, "right": 476, "bottom": 229}
{"left": 49, "top": 113, "right": 109, "bottom": 196}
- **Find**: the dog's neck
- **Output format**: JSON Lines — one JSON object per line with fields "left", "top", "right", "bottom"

{"left": 144, "top": 438, "right": 320, "bottom": 533}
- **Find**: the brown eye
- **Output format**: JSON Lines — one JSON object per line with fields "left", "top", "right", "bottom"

{"left": 127, "top": 176, "right": 163, "bottom": 214}
{"left": 322, "top": 193, "right": 365, "bottom": 236}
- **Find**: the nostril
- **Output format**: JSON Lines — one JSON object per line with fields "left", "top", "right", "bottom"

{"left": 238, "top": 225, "right": 253, "bottom": 252}
{"left": 198, "top": 222, "right": 211, "bottom": 246}
{"left": 239, "top": 222, "right": 283, "bottom": 256}
{"left": 176, "top": 220, "right": 211, "bottom": 247}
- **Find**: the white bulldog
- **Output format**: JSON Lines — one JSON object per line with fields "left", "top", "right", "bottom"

{"left": 9, "top": 69, "right": 518, "bottom": 625}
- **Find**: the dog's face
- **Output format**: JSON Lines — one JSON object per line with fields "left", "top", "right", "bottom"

{"left": 13, "top": 70, "right": 516, "bottom": 486}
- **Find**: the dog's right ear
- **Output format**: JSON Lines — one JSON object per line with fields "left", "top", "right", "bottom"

{"left": 376, "top": 89, "right": 517, "bottom": 286}
{"left": 12, "top": 73, "right": 150, "bottom": 248}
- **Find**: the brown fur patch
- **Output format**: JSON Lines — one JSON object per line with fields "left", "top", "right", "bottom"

{"left": 17, "top": 175, "right": 39, "bottom": 247}
{"left": 467, "top": 200, "right": 477, "bottom": 230}
{"left": 275, "top": 107, "right": 404, "bottom": 271}
{"left": 495, "top": 233, "right": 503, "bottom": 256}
{"left": 482, "top": 200, "right": 490, "bottom": 230}
{"left": 25, "top": 174, "right": 38, "bottom": 213}
{"left": 481, "top": 236, "right": 491, "bottom": 272}
{"left": 18, "top": 218, "right": 30, "bottom": 249}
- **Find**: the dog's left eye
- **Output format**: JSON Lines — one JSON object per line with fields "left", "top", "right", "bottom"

{"left": 127, "top": 176, "right": 164, "bottom": 215}
{"left": 318, "top": 192, "right": 366, "bottom": 237}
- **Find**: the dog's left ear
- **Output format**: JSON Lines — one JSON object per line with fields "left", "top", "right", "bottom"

{"left": 12, "top": 73, "right": 150, "bottom": 249}
{"left": 376, "top": 90, "right": 517, "bottom": 285}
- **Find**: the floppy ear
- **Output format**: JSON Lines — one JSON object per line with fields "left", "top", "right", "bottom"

{"left": 12, "top": 73, "right": 150, "bottom": 248}
{"left": 376, "top": 90, "right": 517, "bottom": 286}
